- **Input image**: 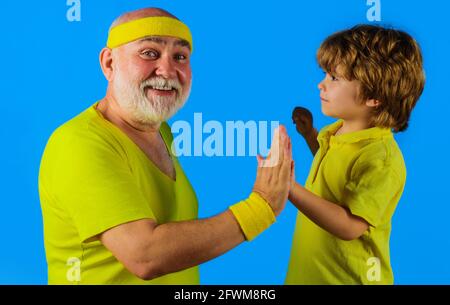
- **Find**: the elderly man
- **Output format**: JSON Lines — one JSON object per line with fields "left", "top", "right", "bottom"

{"left": 38, "top": 7, "right": 293, "bottom": 284}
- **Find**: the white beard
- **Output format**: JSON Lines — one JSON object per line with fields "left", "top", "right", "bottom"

{"left": 112, "top": 71, "right": 191, "bottom": 126}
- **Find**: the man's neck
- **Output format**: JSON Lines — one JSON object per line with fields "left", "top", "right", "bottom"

{"left": 96, "top": 96, "right": 161, "bottom": 140}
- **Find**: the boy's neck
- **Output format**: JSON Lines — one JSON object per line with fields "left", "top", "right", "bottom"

{"left": 335, "top": 119, "right": 373, "bottom": 136}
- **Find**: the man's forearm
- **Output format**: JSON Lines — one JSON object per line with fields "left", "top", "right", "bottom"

{"left": 289, "top": 182, "right": 368, "bottom": 240}
{"left": 145, "top": 210, "right": 245, "bottom": 279}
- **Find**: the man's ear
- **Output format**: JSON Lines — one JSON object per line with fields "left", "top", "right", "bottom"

{"left": 366, "top": 99, "right": 381, "bottom": 108}
{"left": 99, "top": 47, "right": 114, "bottom": 81}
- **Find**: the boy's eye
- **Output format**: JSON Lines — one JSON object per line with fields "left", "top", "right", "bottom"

{"left": 141, "top": 50, "right": 159, "bottom": 59}
{"left": 322, "top": 71, "right": 339, "bottom": 81}
{"left": 325, "top": 72, "right": 338, "bottom": 81}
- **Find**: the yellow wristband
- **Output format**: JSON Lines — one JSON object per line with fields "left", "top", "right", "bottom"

{"left": 229, "top": 192, "right": 276, "bottom": 241}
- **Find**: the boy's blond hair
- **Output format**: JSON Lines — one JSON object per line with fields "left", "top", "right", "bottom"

{"left": 317, "top": 24, "right": 425, "bottom": 132}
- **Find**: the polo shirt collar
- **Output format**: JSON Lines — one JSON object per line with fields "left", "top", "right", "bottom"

{"left": 317, "top": 119, "right": 393, "bottom": 145}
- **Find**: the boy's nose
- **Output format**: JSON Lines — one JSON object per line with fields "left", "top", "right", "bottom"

{"left": 318, "top": 80, "right": 325, "bottom": 91}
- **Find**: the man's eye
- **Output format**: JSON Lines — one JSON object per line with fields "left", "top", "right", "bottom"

{"left": 174, "top": 54, "right": 187, "bottom": 61}
{"left": 142, "top": 50, "right": 159, "bottom": 58}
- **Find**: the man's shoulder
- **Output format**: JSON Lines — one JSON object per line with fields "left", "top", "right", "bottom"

{"left": 50, "top": 103, "right": 113, "bottom": 145}
{"left": 41, "top": 104, "right": 127, "bottom": 168}
{"left": 40, "top": 104, "right": 130, "bottom": 177}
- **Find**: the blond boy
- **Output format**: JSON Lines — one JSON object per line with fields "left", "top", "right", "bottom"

{"left": 287, "top": 24, "right": 425, "bottom": 284}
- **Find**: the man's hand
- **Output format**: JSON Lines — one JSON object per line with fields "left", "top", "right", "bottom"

{"left": 252, "top": 125, "right": 293, "bottom": 216}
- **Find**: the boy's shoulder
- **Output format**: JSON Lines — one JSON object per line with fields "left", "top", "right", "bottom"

{"left": 318, "top": 120, "right": 406, "bottom": 177}
{"left": 352, "top": 132, "right": 406, "bottom": 181}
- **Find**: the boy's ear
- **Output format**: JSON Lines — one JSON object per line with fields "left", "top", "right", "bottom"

{"left": 366, "top": 99, "right": 381, "bottom": 108}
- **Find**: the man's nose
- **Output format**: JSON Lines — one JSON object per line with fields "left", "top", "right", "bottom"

{"left": 155, "top": 55, "right": 177, "bottom": 79}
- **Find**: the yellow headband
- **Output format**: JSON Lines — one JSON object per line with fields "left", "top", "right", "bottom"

{"left": 106, "top": 16, "right": 193, "bottom": 52}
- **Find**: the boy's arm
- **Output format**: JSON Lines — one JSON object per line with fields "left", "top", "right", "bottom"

{"left": 292, "top": 107, "right": 320, "bottom": 156}
{"left": 302, "top": 129, "right": 319, "bottom": 156}
{"left": 289, "top": 182, "right": 369, "bottom": 241}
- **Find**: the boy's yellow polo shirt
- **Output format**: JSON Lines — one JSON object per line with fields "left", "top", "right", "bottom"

{"left": 38, "top": 102, "right": 199, "bottom": 284}
{"left": 286, "top": 119, "right": 406, "bottom": 284}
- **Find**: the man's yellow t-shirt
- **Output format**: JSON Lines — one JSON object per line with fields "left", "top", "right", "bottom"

{"left": 38, "top": 102, "right": 199, "bottom": 284}
{"left": 285, "top": 119, "right": 406, "bottom": 284}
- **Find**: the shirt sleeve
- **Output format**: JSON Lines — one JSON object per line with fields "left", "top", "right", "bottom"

{"left": 342, "top": 157, "right": 405, "bottom": 227}
{"left": 51, "top": 126, "right": 156, "bottom": 243}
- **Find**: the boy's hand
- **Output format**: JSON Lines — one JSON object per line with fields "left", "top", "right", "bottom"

{"left": 252, "top": 126, "right": 292, "bottom": 216}
{"left": 292, "top": 106, "right": 314, "bottom": 137}
{"left": 292, "top": 106, "right": 320, "bottom": 156}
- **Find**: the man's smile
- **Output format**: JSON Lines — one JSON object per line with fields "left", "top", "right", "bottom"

{"left": 146, "top": 86, "right": 177, "bottom": 96}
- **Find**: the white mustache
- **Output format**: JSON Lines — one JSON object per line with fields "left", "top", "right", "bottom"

{"left": 140, "top": 77, "right": 182, "bottom": 94}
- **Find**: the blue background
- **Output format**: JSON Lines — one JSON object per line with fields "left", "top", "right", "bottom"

{"left": 1, "top": 0, "right": 448, "bottom": 284}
